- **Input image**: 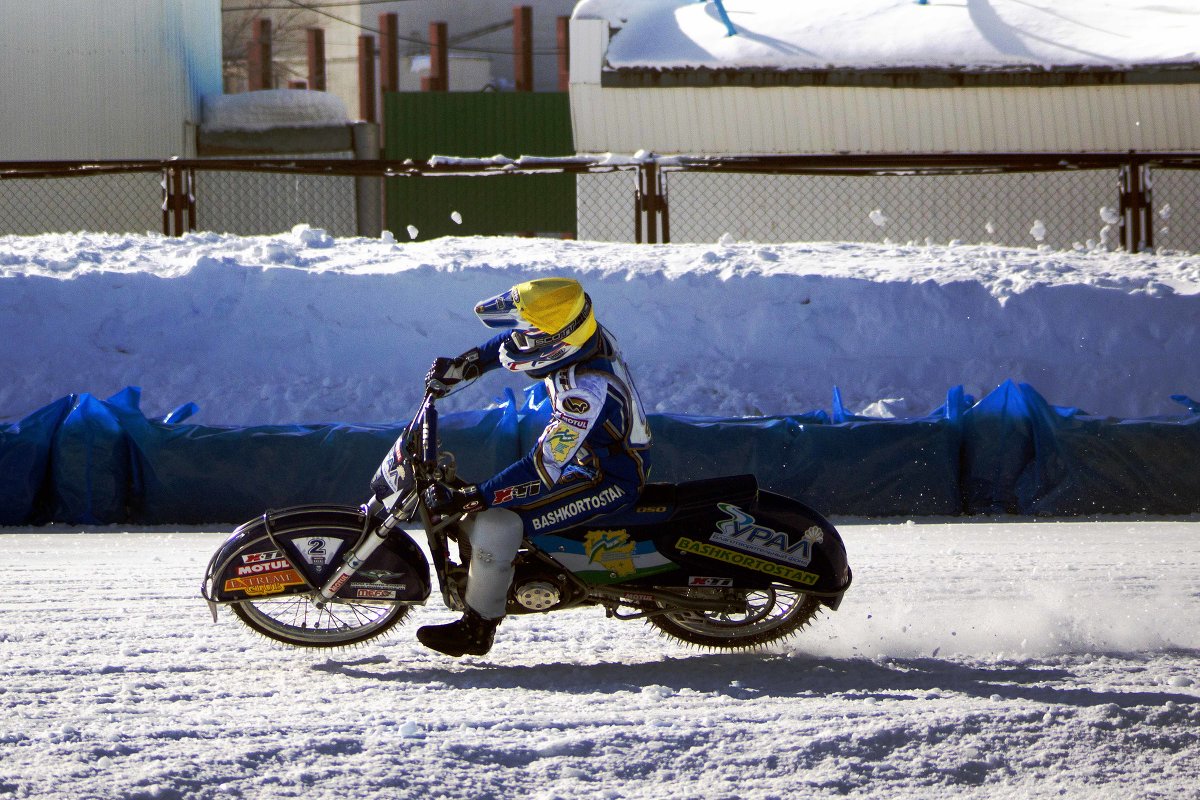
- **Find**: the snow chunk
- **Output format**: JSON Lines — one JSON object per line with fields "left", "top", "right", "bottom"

{"left": 202, "top": 90, "right": 349, "bottom": 133}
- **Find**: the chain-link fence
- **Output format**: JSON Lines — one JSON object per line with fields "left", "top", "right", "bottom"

{"left": 672, "top": 170, "right": 1118, "bottom": 250}
{"left": 3, "top": 156, "right": 1198, "bottom": 252}
{"left": 1146, "top": 168, "right": 1200, "bottom": 253}
{"left": 0, "top": 163, "right": 360, "bottom": 239}
{"left": 0, "top": 172, "right": 163, "bottom": 236}
{"left": 576, "top": 162, "right": 1200, "bottom": 253}
{"left": 195, "top": 167, "right": 357, "bottom": 238}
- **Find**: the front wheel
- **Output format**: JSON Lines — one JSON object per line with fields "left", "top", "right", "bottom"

{"left": 648, "top": 584, "right": 822, "bottom": 648}
{"left": 231, "top": 595, "right": 411, "bottom": 648}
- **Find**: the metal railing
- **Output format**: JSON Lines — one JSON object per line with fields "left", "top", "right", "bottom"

{"left": 3, "top": 153, "right": 1199, "bottom": 252}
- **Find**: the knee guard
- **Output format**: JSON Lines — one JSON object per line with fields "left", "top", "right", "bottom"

{"left": 462, "top": 507, "right": 523, "bottom": 619}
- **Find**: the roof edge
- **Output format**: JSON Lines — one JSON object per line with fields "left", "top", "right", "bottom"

{"left": 600, "top": 63, "right": 1200, "bottom": 90}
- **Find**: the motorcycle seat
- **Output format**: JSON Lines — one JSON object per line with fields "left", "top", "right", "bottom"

{"left": 673, "top": 474, "right": 759, "bottom": 513}
{"left": 626, "top": 474, "right": 759, "bottom": 518}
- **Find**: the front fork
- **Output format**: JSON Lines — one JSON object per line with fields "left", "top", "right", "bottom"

{"left": 314, "top": 493, "right": 464, "bottom": 609}
{"left": 313, "top": 497, "right": 409, "bottom": 606}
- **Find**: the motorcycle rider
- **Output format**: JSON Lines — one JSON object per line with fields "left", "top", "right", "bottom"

{"left": 417, "top": 277, "right": 652, "bottom": 657}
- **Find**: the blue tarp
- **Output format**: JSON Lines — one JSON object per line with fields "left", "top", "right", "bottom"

{"left": 1017, "top": 385, "right": 1200, "bottom": 516}
{"left": 5, "top": 381, "right": 1199, "bottom": 525}
{"left": 0, "top": 395, "right": 71, "bottom": 525}
{"left": 44, "top": 387, "right": 522, "bottom": 525}
{"left": 51, "top": 389, "right": 134, "bottom": 525}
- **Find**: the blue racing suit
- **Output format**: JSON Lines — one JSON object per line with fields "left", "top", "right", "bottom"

{"left": 473, "top": 327, "right": 652, "bottom": 536}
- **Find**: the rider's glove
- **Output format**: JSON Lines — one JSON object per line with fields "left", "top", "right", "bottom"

{"left": 424, "top": 483, "right": 486, "bottom": 517}
{"left": 425, "top": 351, "right": 481, "bottom": 397}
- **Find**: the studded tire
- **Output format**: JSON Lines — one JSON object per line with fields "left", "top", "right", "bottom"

{"left": 648, "top": 584, "right": 822, "bottom": 648}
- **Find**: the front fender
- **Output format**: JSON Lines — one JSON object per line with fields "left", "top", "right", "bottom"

{"left": 202, "top": 504, "right": 430, "bottom": 607}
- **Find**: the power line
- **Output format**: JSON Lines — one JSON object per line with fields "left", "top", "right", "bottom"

{"left": 223, "top": 0, "right": 420, "bottom": 12}
{"left": 226, "top": 1, "right": 564, "bottom": 56}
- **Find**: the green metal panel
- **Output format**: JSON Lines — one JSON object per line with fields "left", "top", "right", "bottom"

{"left": 383, "top": 93, "right": 576, "bottom": 240}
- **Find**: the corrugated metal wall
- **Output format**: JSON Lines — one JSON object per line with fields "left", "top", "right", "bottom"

{"left": 570, "top": 83, "right": 1200, "bottom": 155}
{"left": 0, "top": 0, "right": 221, "bottom": 160}
{"left": 383, "top": 92, "right": 576, "bottom": 240}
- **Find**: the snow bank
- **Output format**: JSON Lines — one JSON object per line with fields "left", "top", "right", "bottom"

{"left": 1, "top": 228, "right": 1198, "bottom": 427}
{"left": 201, "top": 89, "right": 350, "bottom": 132}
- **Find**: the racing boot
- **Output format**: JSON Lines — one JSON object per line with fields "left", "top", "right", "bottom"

{"left": 416, "top": 606, "right": 501, "bottom": 657}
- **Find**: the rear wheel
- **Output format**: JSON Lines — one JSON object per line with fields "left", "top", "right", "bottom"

{"left": 231, "top": 594, "right": 411, "bottom": 647}
{"left": 648, "top": 584, "right": 821, "bottom": 648}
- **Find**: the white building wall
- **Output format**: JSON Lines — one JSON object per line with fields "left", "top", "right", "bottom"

{"left": 0, "top": 0, "right": 221, "bottom": 160}
{"left": 568, "top": 19, "right": 1200, "bottom": 156}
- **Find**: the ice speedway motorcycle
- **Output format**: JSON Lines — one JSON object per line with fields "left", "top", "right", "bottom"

{"left": 203, "top": 391, "right": 853, "bottom": 650}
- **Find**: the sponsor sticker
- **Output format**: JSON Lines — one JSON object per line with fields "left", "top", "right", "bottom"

{"left": 552, "top": 411, "right": 590, "bottom": 430}
{"left": 242, "top": 550, "right": 283, "bottom": 564}
{"left": 562, "top": 396, "right": 591, "bottom": 414}
{"left": 300, "top": 536, "right": 342, "bottom": 568}
{"left": 636, "top": 505, "right": 667, "bottom": 513}
{"left": 531, "top": 484, "right": 627, "bottom": 531}
{"left": 356, "top": 570, "right": 408, "bottom": 584}
{"left": 688, "top": 576, "right": 734, "bottom": 587}
{"left": 584, "top": 529, "right": 636, "bottom": 577}
{"left": 545, "top": 423, "right": 579, "bottom": 463}
{"left": 355, "top": 588, "right": 397, "bottom": 600}
{"left": 492, "top": 480, "right": 542, "bottom": 505}
{"left": 675, "top": 537, "right": 819, "bottom": 586}
{"left": 712, "top": 504, "right": 823, "bottom": 568}
{"left": 235, "top": 558, "right": 293, "bottom": 577}
{"left": 224, "top": 568, "right": 305, "bottom": 596}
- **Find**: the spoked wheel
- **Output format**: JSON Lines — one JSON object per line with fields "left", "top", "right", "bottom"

{"left": 648, "top": 583, "right": 822, "bottom": 648}
{"left": 231, "top": 594, "right": 411, "bottom": 648}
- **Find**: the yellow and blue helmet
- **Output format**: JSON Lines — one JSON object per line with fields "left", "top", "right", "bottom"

{"left": 474, "top": 277, "right": 598, "bottom": 375}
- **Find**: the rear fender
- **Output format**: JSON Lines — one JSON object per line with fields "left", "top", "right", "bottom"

{"left": 753, "top": 491, "right": 852, "bottom": 608}
{"left": 201, "top": 504, "right": 430, "bottom": 607}
{"left": 655, "top": 491, "right": 852, "bottom": 609}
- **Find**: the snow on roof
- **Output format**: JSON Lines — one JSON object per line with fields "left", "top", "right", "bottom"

{"left": 573, "top": 0, "right": 1200, "bottom": 72}
{"left": 202, "top": 89, "right": 350, "bottom": 133}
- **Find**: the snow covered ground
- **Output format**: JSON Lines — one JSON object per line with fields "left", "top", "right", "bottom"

{"left": 3, "top": 228, "right": 1199, "bottom": 797}
{"left": 2, "top": 521, "right": 1198, "bottom": 799}
{"left": 2, "top": 229, "right": 1199, "bottom": 425}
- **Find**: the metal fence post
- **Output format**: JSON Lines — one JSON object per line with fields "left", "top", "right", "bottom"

{"left": 635, "top": 162, "right": 667, "bottom": 244}
{"left": 633, "top": 179, "right": 643, "bottom": 244}
{"left": 1119, "top": 158, "right": 1153, "bottom": 252}
{"left": 160, "top": 162, "right": 194, "bottom": 237}
{"left": 660, "top": 172, "right": 670, "bottom": 244}
{"left": 352, "top": 123, "right": 383, "bottom": 237}
{"left": 161, "top": 165, "right": 170, "bottom": 236}
{"left": 185, "top": 167, "right": 196, "bottom": 233}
